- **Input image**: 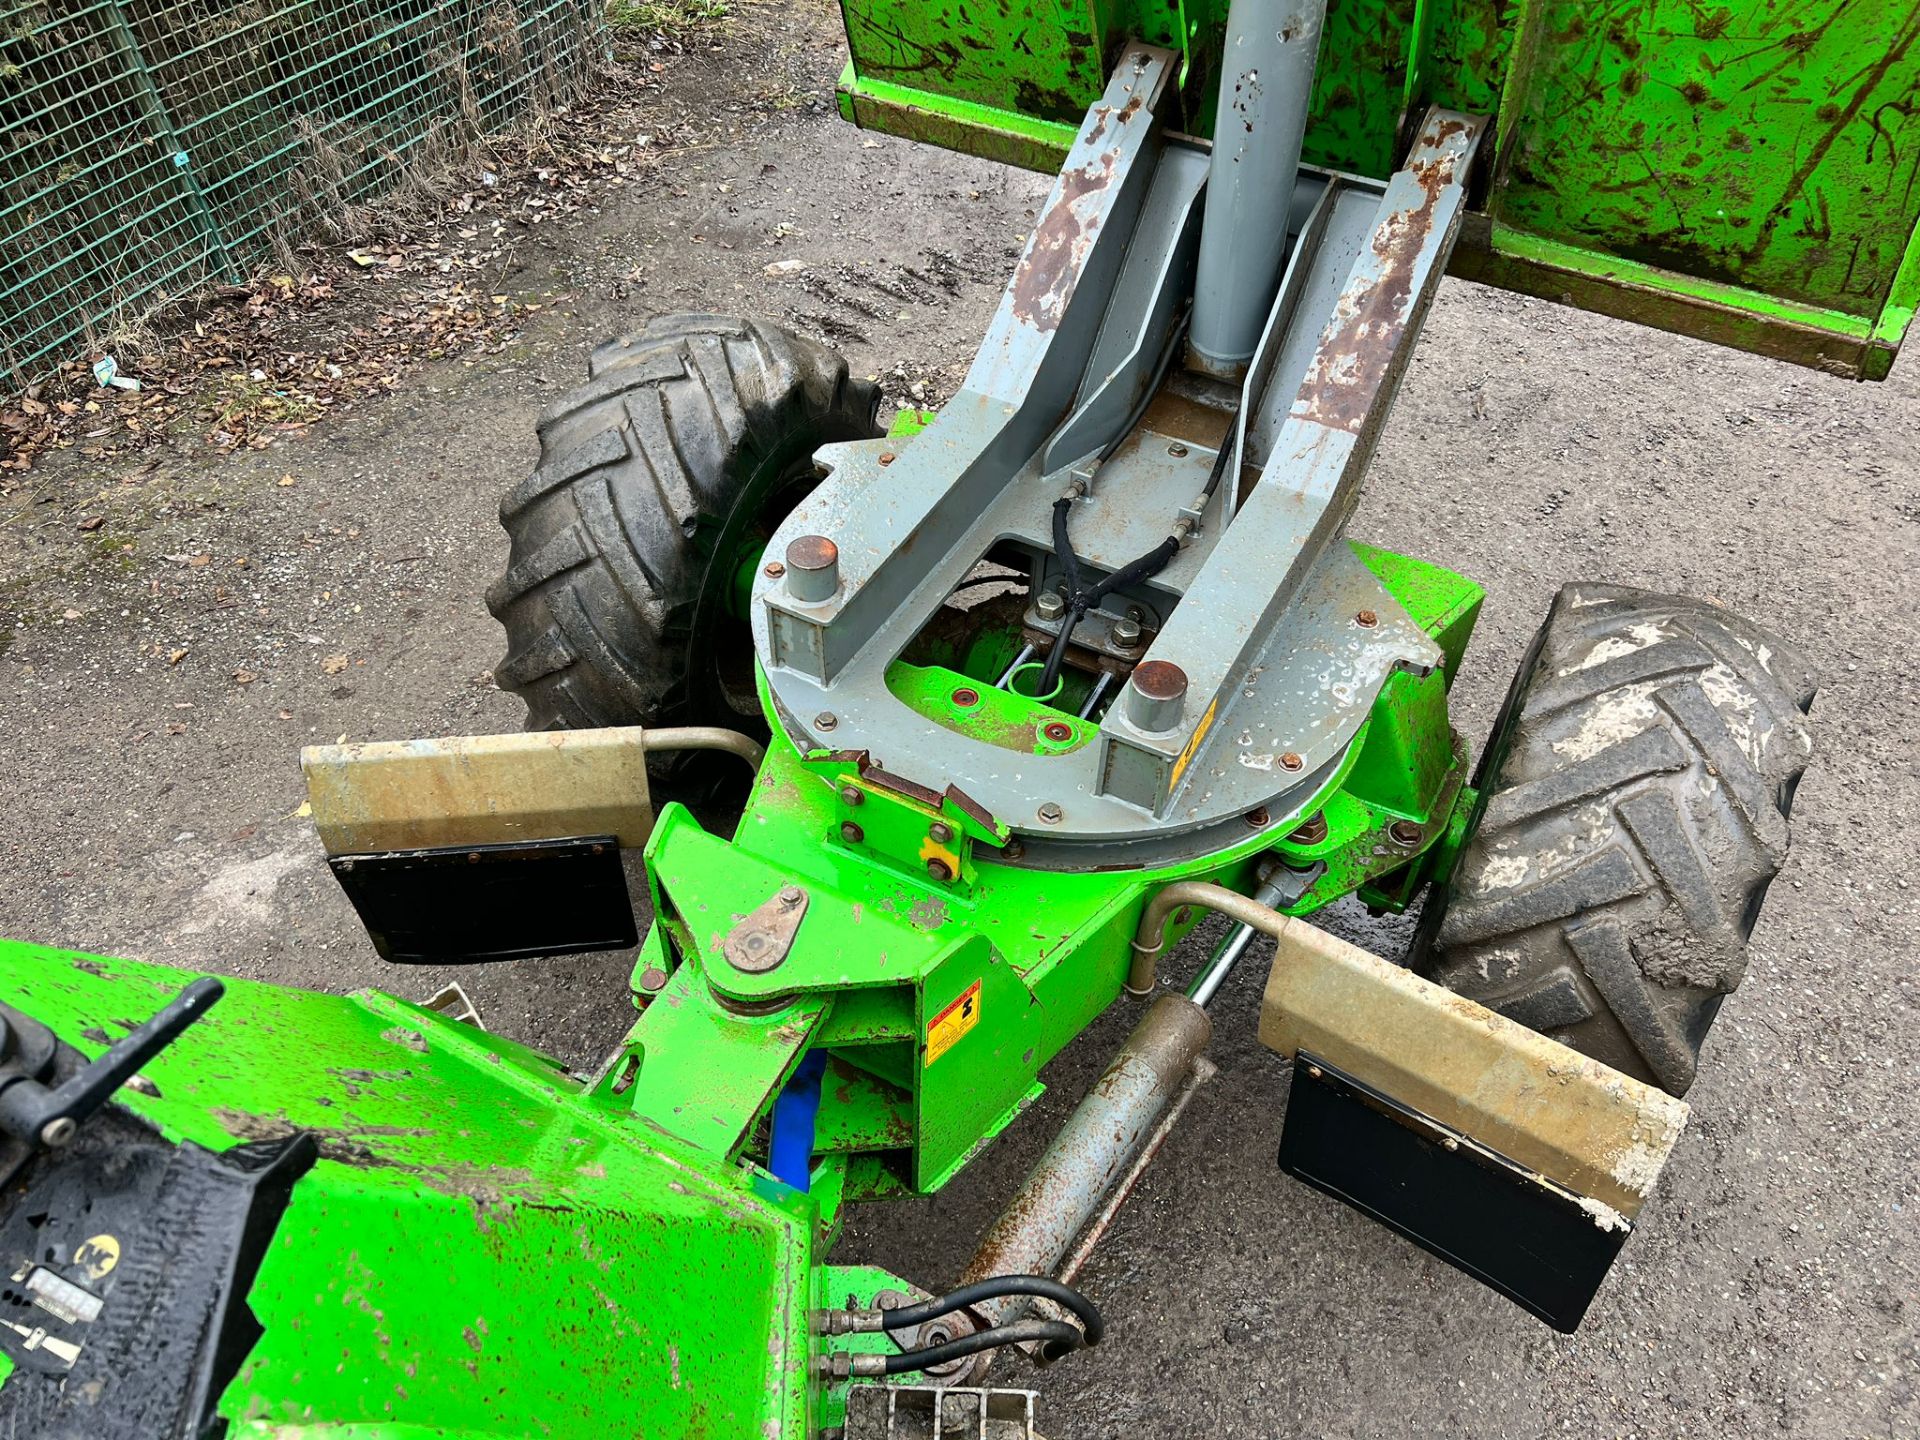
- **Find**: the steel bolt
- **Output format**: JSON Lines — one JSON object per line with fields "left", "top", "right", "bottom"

{"left": 1280, "top": 751, "right": 1304, "bottom": 771}
{"left": 1035, "top": 589, "right": 1067, "bottom": 622}
{"left": 779, "top": 884, "right": 804, "bottom": 907}
{"left": 1355, "top": 609, "right": 1378, "bottom": 628}
{"left": 786, "top": 534, "right": 840, "bottom": 603}
{"left": 840, "top": 821, "right": 864, "bottom": 844}
{"left": 815, "top": 712, "right": 838, "bottom": 731}
{"left": 878, "top": 451, "right": 897, "bottom": 466}
{"left": 838, "top": 784, "right": 863, "bottom": 807}
{"left": 927, "top": 858, "right": 953, "bottom": 882}
{"left": 1043, "top": 721, "right": 1073, "bottom": 742}
{"left": 1306, "top": 1064, "right": 1323, "bottom": 1080}
{"left": 1168, "top": 442, "right": 1189, "bottom": 457}
{"left": 1112, "top": 614, "right": 1142, "bottom": 648}
{"left": 638, "top": 966, "right": 670, "bottom": 994}
{"left": 1443, "top": 1136, "right": 1460, "bottom": 1152}
{"left": 1388, "top": 820, "right": 1423, "bottom": 848}
{"left": 1287, "top": 810, "right": 1329, "bottom": 846}
{"left": 1126, "top": 659, "right": 1188, "bottom": 733}
{"left": 929, "top": 821, "right": 954, "bottom": 845}
{"left": 1002, "top": 838, "right": 1025, "bottom": 860}
{"left": 951, "top": 687, "right": 980, "bottom": 707}
{"left": 764, "top": 560, "right": 785, "bottom": 578}
{"left": 1245, "top": 806, "right": 1270, "bottom": 829}
{"left": 1037, "top": 801, "right": 1063, "bottom": 825}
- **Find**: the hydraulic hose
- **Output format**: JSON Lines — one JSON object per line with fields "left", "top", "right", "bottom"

{"left": 879, "top": 1274, "right": 1104, "bottom": 1347}
{"left": 882, "top": 1319, "right": 1086, "bottom": 1374}
{"left": 1037, "top": 530, "right": 1181, "bottom": 695}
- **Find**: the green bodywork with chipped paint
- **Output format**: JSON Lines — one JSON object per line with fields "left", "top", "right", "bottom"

{"left": 835, "top": 0, "right": 1920, "bottom": 378}
{"left": 0, "top": 946, "right": 822, "bottom": 1437}
{"left": 0, "top": 545, "right": 1482, "bottom": 1436}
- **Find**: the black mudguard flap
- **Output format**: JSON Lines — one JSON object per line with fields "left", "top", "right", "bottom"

{"left": 328, "top": 833, "right": 637, "bottom": 964}
{"left": 1279, "top": 1052, "right": 1629, "bottom": 1332}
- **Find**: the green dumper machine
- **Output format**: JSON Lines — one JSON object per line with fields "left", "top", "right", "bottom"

{"left": 4, "top": 1, "right": 1911, "bottom": 1434}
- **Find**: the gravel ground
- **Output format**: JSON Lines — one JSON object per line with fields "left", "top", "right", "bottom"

{"left": 2, "top": 4, "right": 1915, "bottom": 1436}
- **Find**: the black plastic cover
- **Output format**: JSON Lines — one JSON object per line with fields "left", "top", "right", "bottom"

{"left": 328, "top": 833, "right": 637, "bottom": 963}
{"left": 1278, "top": 1051, "right": 1629, "bottom": 1333}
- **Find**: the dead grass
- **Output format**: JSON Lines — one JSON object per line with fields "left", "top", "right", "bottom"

{"left": 605, "top": 0, "right": 729, "bottom": 39}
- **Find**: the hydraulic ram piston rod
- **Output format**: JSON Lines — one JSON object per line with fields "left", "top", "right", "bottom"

{"left": 1189, "top": 0, "right": 1330, "bottom": 375}
{"left": 954, "top": 872, "right": 1288, "bottom": 1376}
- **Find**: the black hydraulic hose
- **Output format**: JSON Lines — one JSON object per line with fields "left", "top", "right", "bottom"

{"left": 1052, "top": 496, "right": 1082, "bottom": 598}
{"left": 1198, "top": 407, "right": 1240, "bottom": 501}
{"left": 1032, "top": 306, "right": 1199, "bottom": 699}
{"left": 1085, "top": 534, "right": 1178, "bottom": 606}
{"left": 878, "top": 1274, "right": 1105, "bottom": 1347}
{"left": 1037, "top": 527, "right": 1182, "bottom": 695}
{"left": 1037, "top": 609, "right": 1079, "bottom": 696}
{"left": 1095, "top": 307, "right": 1192, "bottom": 467}
{"left": 882, "top": 1320, "right": 1088, "bottom": 1375}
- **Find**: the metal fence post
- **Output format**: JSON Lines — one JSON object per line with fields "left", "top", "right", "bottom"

{"left": 101, "top": 0, "right": 244, "bottom": 284}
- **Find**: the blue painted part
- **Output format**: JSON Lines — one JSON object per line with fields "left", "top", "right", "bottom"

{"left": 769, "top": 1050, "right": 829, "bottom": 1191}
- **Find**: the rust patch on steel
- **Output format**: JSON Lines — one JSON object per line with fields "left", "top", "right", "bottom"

{"left": 942, "top": 782, "right": 1000, "bottom": 835}
{"left": 1130, "top": 659, "right": 1187, "bottom": 703}
{"left": 1293, "top": 117, "right": 1478, "bottom": 436}
{"left": 1011, "top": 151, "right": 1117, "bottom": 333}
{"left": 864, "top": 762, "right": 944, "bottom": 809}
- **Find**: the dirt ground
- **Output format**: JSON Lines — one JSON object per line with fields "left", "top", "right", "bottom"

{"left": 2, "top": 3, "right": 1916, "bottom": 1436}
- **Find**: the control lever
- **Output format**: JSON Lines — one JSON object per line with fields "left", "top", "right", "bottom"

{"left": 0, "top": 977, "right": 223, "bottom": 1148}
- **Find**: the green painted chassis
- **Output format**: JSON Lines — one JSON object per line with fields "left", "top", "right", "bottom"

{"left": 1, "top": 538, "right": 1482, "bottom": 1434}
{"left": 835, "top": 0, "right": 1920, "bottom": 380}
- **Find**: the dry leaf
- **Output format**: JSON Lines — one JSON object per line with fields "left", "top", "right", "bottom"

{"left": 321, "top": 654, "right": 349, "bottom": 675}
{"left": 233, "top": 669, "right": 257, "bottom": 684}
{"left": 168, "top": 648, "right": 188, "bottom": 665}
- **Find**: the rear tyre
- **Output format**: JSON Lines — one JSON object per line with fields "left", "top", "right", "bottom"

{"left": 1424, "top": 583, "right": 1816, "bottom": 1096}
{"left": 487, "top": 315, "right": 880, "bottom": 781}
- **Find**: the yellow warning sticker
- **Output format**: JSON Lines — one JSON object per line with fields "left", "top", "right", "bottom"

{"left": 925, "top": 981, "right": 982, "bottom": 1066}
{"left": 74, "top": 1234, "right": 121, "bottom": 1281}
{"left": 1170, "top": 696, "right": 1219, "bottom": 789}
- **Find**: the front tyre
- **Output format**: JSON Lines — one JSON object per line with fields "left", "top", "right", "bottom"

{"left": 1425, "top": 583, "right": 1816, "bottom": 1096}
{"left": 487, "top": 314, "right": 880, "bottom": 739}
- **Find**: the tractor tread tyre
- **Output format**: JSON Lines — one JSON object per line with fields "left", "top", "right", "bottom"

{"left": 1428, "top": 583, "right": 1816, "bottom": 1096}
{"left": 488, "top": 314, "right": 879, "bottom": 734}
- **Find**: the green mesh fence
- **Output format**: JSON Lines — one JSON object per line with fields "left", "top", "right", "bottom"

{"left": 0, "top": 0, "right": 605, "bottom": 383}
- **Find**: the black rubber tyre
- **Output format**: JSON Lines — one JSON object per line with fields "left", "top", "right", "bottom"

{"left": 1424, "top": 583, "right": 1816, "bottom": 1096}
{"left": 487, "top": 314, "right": 880, "bottom": 742}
